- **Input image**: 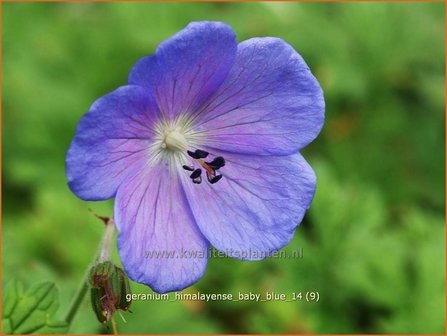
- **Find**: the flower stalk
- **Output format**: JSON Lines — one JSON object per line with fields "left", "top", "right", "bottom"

{"left": 64, "top": 217, "right": 117, "bottom": 326}
{"left": 99, "top": 218, "right": 116, "bottom": 262}
{"left": 64, "top": 270, "right": 89, "bottom": 326}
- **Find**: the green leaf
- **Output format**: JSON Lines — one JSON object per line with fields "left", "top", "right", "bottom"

{"left": 2, "top": 280, "right": 68, "bottom": 334}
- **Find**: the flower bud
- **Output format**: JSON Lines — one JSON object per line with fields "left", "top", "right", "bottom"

{"left": 89, "top": 261, "right": 132, "bottom": 323}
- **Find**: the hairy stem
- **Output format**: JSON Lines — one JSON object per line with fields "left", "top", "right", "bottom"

{"left": 111, "top": 316, "right": 118, "bottom": 335}
{"left": 64, "top": 218, "right": 116, "bottom": 326}
{"left": 64, "top": 270, "right": 89, "bottom": 326}
{"left": 99, "top": 218, "right": 116, "bottom": 262}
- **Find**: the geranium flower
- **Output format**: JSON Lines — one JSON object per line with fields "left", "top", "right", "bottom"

{"left": 66, "top": 21, "right": 324, "bottom": 293}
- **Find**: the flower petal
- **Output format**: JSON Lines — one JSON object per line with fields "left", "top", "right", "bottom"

{"left": 66, "top": 85, "right": 160, "bottom": 201}
{"left": 193, "top": 37, "right": 325, "bottom": 155}
{"left": 115, "top": 163, "right": 209, "bottom": 293}
{"left": 180, "top": 152, "right": 315, "bottom": 259}
{"left": 128, "top": 21, "right": 237, "bottom": 120}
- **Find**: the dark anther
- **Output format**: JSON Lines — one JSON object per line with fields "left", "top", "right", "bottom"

{"left": 187, "top": 150, "right": 200, "bottom": 159}
{"left": 194, "top": 149, "right": 209, "bottom": 159}
{"left": 209, "top": 174, "right": 223, "bottom": 184}
{"left": 192, "top": 176, "right": 202, "bottom": 184}
{"left": 190, "top": 168, "right": 202, "bottom": 179}
{"left": 207, "top": 156, "right": 225, "bottom": 169}
{"left": 187, "top": 149, "right": 209, "bottom": 159}
{"left": 190, "top": 168, "right": 202, "bottom": 184}
{"left": 185, "top": 150, "right": 225, "bottom": 185}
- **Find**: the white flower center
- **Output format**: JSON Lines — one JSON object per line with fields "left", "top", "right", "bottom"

{"left": 151, "top": 117, "right": 225, "bottom": 184}
{"left": 151, "top": 116, "right": 207, "bottom": 169}
{"left": 154, "top": 116, "right": 204, "bottom": 157}
{"left": 161, "top": 126, "right": 188, "bottom": 152}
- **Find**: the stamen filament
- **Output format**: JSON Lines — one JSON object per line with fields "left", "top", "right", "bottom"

{"left": 197, "top": 159, "right": 215, "bottom": 176}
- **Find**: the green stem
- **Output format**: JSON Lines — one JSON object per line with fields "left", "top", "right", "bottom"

{"left": 99, "top": 218, "right": 116, "bottom": 262}
{"left": 64, "top": 218, "right": 116, "bottom": 326}
{"left": 64, "top": 271, "right": 89, "bottom": 325}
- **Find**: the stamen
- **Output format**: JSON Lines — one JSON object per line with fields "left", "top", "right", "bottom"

{"left": 190, "top": 168, "right": 202, "bottom": 184}
{"left": 197, "top": 159, "right": 215, "bottom": 176}
{"left": 187, "top": 149, "right": 209, "bottom": 159}
{"left": 190, "top": 168, "right": 202, "bottom": 179}
{"left": 194, "top": 149, "right": 209, "bottom": 159}
{"left": 192, "top": 176, "right": 202, "bottom": 184}
{"left": 183, "top": 149, "right": 225, "bottom": 185}
{"left": 207, "top": 156, "right": 225, "bottom": 169}
{"left": 209, "top": 174, "right": 223, "bottom": 184}
{"left": 187, "top": 150, "right": 200, "bottom": 159}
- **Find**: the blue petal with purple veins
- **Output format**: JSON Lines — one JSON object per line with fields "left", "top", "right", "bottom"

{"left": 193, "top": 37, "right": 324, "bottom": 155}
{"left": 129, "top": 21, "right": 237, "bottom": 120}
{"left": 180, "top": 152, "right": 316, "bottom": 260}
{"left": 66, "top": 85, "right": 160, "bottom": 200}
{"left": 115, "top": 164, "right": 209, "bottom": 293}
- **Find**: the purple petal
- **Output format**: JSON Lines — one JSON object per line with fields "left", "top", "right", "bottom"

{"left": 192, "top": 37, "right": 325, "bottom": 155}
{"left": 180, "top": 152, "right": 316, "bottom": 259}
{"left": 129, "top": 21, "right": 237, "bottom": 120}
{"left": 115, "top": 164, "right": 209, "bottom": 293}
{"left": 66, "top": 85, "right": 160, "bottom": 201}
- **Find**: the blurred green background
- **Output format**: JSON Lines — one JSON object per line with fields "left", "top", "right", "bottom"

{"left": 2, "top": 1, "right": 445, "bottom": 334}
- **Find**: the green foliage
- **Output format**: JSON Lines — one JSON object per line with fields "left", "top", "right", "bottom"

{"left": 2, "top": 1, "right": 445, "bottom": 334}
{"left": 2, "top": 281, "right": 68, "bottom": 334}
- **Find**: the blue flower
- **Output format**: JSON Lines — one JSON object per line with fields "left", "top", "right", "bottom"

{"left": 66, "top": 21, "right": 324, "bottom": 293}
